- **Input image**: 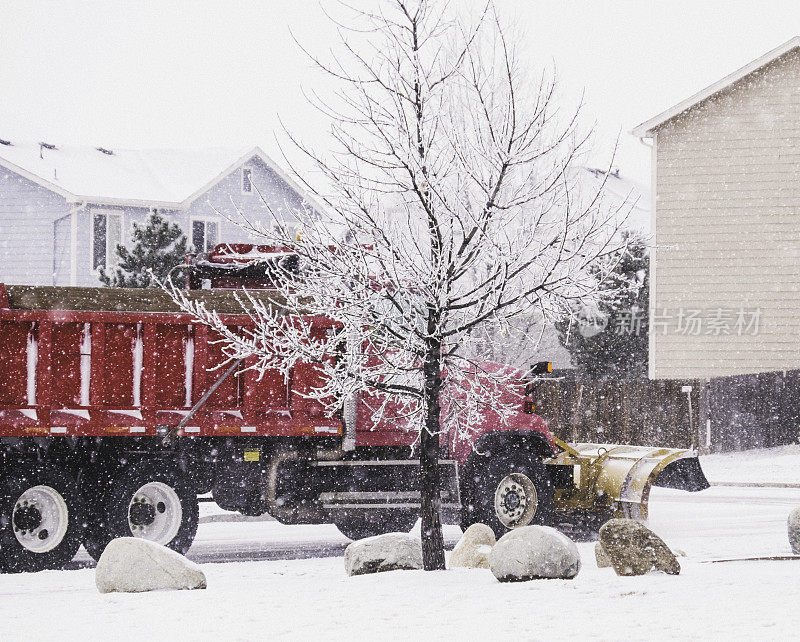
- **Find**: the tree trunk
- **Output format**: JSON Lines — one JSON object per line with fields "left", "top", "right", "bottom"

{"left": 419, "top": 336, "right": 446, "bottom": 571}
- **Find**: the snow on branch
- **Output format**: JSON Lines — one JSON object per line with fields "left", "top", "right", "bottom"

{"left": 163, "top": 0, "right": 629, "bottom": 446}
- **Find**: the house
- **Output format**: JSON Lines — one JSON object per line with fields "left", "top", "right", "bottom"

{"left": 0, "top": 141, "right": 318, "bottom": 287}
{"left": 632, "top": 37, "right": 800, "bottom": 381}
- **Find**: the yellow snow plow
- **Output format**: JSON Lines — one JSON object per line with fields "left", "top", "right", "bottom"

{"left": 526, "top": 363, "right": 710, "bottom": 524}
{"left": 546, "top": 437, "right": 709, "bottom": 522}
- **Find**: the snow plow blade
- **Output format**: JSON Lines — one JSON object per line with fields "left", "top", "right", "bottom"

{"left": 547, "top": 438, "right": 709, "bottom": 522}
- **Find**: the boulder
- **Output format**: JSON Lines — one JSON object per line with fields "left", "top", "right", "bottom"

{"left": 449, "top": 523, "right": 495, "bottom": 569}
{"left": 489, "top": 525, "right": 581, "bottom": 582}
{"left": 595, "top": 540, "right": 611, "bottom": 568}
{"left": 598, "top": 518, "right": 680, "bottom": 576}
{"left": 95, "top": 537, "right": 207, "bottom": 594}
{"left": 344, "top": 532, "right": 423, "bottom": 576}
{"left": 789, "top": 507, "right": 800, "bottom": 555}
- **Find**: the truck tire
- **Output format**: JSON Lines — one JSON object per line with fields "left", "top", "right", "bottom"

{"left": 0, "top": 461, "right": 86, "bottom": 572}
{"left": 469, "top": 450, "right": 554, "bottom": 538}
{"left": 83, "top": 461, "right": 199, "bottom": 561}
{"left": 333, "top": 509, "right": 417, "bottom": 541}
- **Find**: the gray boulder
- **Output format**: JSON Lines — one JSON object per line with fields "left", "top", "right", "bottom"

{"left": 489, "top": 525, "right": 581, "bottom": 582}
{"left": 598, "top": 518, "right": 680, "bottom": 576}
{"left": 344, "top": 532, "right": 423, "bottom": 576}
{"left": 595, "top": 540, "right": 612, "bottom": 568}
{"left": 449, "top": 523, "right": 495, "bottom": 569}
{"left": 789, "top": 507, "right": 800, "bottom": 555}
{"left": 95, "top": 537, "right": 207, "bottom": 594}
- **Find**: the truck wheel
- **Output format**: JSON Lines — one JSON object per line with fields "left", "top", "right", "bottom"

{"left": 0, "top": 461, "right": 86, "bottom": 572}
{"left": 333, "top": 510, "right": 416, "bottom": 541}
{"left": 83, "top": 461, "right": 198, "bottom": 561}
{"left": 470, "top": 450, "right": 554, "bottom": 537}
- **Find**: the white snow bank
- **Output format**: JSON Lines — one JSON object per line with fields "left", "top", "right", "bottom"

{"left": 1, "top": 481, "right": 798, "bottom": 640}
{"left": 700, "top": 444, "right": 800, "bottom": 485}
{"left": 5, "top": 542, "right": 800, "bottom": 640}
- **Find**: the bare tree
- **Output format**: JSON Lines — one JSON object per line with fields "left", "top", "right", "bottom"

{"left": 167, "top": 0, "right": 625, "bottom": 570}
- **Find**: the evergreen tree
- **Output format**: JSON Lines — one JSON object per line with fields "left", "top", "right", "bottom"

{"left": 556, "top": 233, "right": 649, "bottom": 380}
{"left": 99, "top": 210, "right": 188, "bottom": 288}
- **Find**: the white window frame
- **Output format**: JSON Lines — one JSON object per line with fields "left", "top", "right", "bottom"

{"left": 190, "top": 217, "right": 220, "bottom": 253}
{"left": 241, "top": 166, "right": 253, "bottom": 195}
{"left": 90, "top": 209, "right": 124, "bottom": 273}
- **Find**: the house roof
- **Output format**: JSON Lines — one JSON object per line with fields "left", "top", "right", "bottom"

{"left": 0, "top": 141, "right": 316, "bottom": 210}
{"left": 631, "top": 36, "right": 800, "bottom": 138}
{"left": 580, "top": 167, "right": 650, "bottom": 234}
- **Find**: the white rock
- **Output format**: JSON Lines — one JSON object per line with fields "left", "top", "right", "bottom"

{"left": 789, "top": 507, "right": 800, "bottom": 555}
{"left": 489, "top": 526, "right": 581, "bottom": 582}
{"left": 344, "top": 532, "right": 423, "bottom": 576}
{"left": 95, "top": 537, "right": 207, "bottom": 594}
{"left": 449, "top": 523, "right": 495, "bottom": 569}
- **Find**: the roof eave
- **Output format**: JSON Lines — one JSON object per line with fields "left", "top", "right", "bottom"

{"left": 0, "top": 154, "right": 186, "bottom": 208}
{"left": 180, "top": 145, "right": 330, "bottom": 217}
{"left": 630, "top": 35, "right": 800, "bottom": 138}
{"left": 0, "top": 144, "right": 327, "bottom": 215}
{"left": 70, "top": 195, "right": 185, "bottom": 209}
{"left": 247, "top": 146, "right": 330, "bottom": 217}
{"left": 0, "top": 156, "right": 74, "bottom": 200}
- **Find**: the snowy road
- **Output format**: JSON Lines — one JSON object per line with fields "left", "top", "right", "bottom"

{"left": 58, "top": 484, "right": 799, "bottom": 568}
{"left": 65, "top": 514, "right": 464, "bottom": 568}
{"left": 2, "top": 482, "right": 799, "bottom": 640}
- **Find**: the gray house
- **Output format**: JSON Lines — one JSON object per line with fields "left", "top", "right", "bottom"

{"left": 0, "top": 141, "right": 316, "bottom": 287}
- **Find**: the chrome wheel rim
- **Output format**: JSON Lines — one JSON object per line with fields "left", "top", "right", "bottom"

{"left": 128, "top": 482, "right": 182, "bottom": 545}
{"left": 13, "top": 485, "right": 70, "bottom": 553}
{"left": 494, "top": 472, "right": 538, "bottom": 528}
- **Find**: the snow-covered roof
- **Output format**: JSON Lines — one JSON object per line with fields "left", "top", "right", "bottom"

{"left": 0, "top": 141, "right": 308, "bottom": 209}
{"left": 580, "top": 167, "right": 650, "bottom": 234}
{"left": 632, "top": 36, "right": 800, "bottom": 138}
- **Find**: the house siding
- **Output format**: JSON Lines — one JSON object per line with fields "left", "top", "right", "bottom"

{"left": 1, "top": 153, "right": 308, "bottom": 288}
{"left": 181, "top": 156, "right": 303, "bottom": 245}
{"left": 0, "top": 168, "right": 69, "bottom": 286}
{"left": 651, "top": 49, "right": 800, "bottom": 378}
{"left": 73, "top": 205, "right": 155, "bottom": 287}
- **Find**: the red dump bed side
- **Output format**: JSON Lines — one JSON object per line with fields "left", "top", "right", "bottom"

{"left": 0, "top": 284, "right": 341, "bottom": 439}
{"left": 0, "top": 283, "right": 554, "bottom": 457}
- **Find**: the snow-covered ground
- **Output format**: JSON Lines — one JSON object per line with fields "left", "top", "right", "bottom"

{"left": 2, "top": 448, "right": 799, "bottom": 640}
{"left": 700, "top": 444, "right": 800, "bottom": 485}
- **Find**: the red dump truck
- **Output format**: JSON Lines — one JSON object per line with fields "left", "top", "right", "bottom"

{"left": 0, "top": 245, "right": 707, "bottom": 572}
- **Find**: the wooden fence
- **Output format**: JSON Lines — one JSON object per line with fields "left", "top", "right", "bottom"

{"left": 532, "top": 370, "right": 800, "bottom": 452}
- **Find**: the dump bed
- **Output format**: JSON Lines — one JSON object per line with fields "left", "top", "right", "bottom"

{"left": 0, "top": 284, "right": 340, "bottom": 439}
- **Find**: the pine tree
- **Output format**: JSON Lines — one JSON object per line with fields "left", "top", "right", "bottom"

{"left": 556, "top": 233, "right": 649, "bottom": 380}
{"left": 99, "top": 210, "right": 188, "bottom": 288}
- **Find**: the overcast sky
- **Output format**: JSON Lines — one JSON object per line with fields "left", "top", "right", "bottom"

{"left": 1, "top": 1, "right": 799, "bottom": 186}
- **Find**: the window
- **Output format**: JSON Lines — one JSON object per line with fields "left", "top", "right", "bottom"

{"left": 242, "top": 167, "right": 253, "bottom": 193}
{"left": 92, "top": 212, "right": 123, "bottom": 271}
{"left": 191, "top": 219, "right": 218, "bottom": 253}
